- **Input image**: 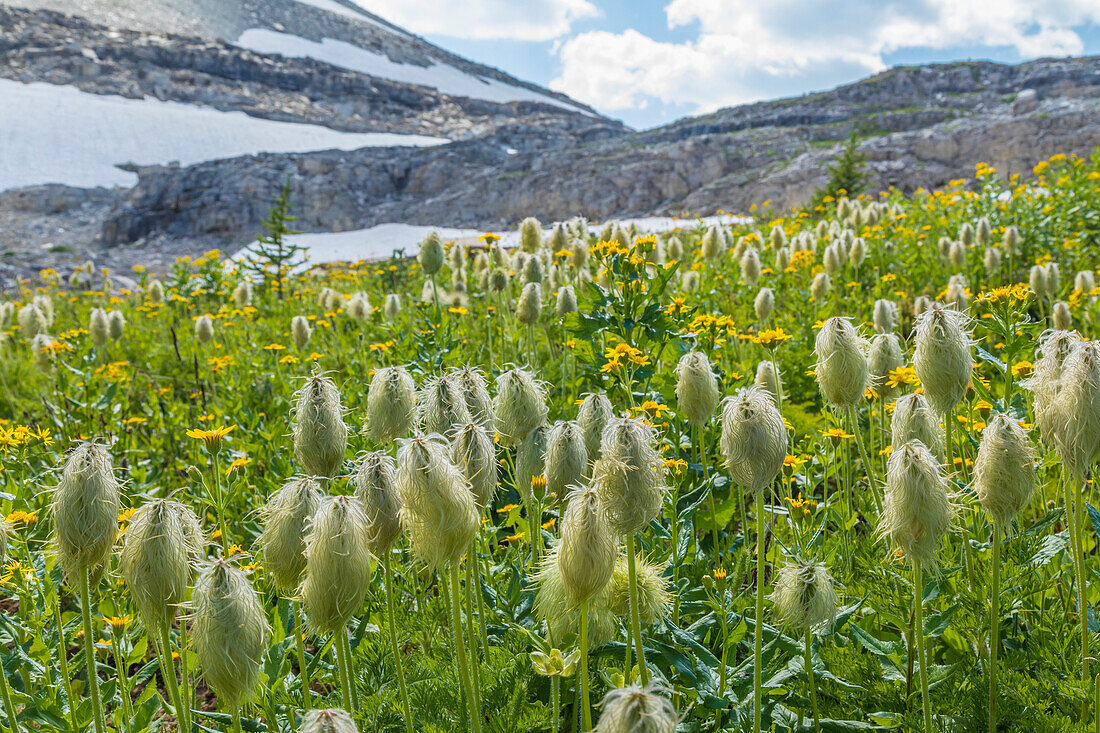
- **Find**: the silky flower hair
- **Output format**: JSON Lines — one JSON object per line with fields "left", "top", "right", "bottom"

{"left": 18, "top": 303, "right": 46, "bottom": 338}
{"left": 195, "top": 314, "right": 214, "bottom": 343}
{"left": 523, "top": 255, "right": 544, "bottom": 285}
{"left": 493, "top": 368, "right": 549, "bottom": 446}
{"left": 292, "top": 371, "right": 348, "bottom": 478}
{"left": 557, "top": 485, "right": 617, "bottom": 606}
{"left": 984, "top": 247, "right": 1001, "bottom": 274}
{"left": 52, "top": 441, "right": 121, "bottom": 583}
{"left": 577, "top": 392, "right": 614, "bottom": 462}
{"left": 452, "top": 367, "right": 495, "bottom": 428}
{"left": 868, "top": 333, "right": 904, "bottom": 397}
{"left": 912, "top": 308, "right": 972, "bottom": 415}
{"left": 517, "top": 282, "right": 542, "bottom": 325}
{"left": 300, "top": 495, "right": 373, "bottom": 634}
{"left": 544, "top": 421, "right": 588, "bottom": 500}
{"left": 890, "top": 393, "right": 944, "bottom": 458}
{"left": 974, "top": 413, "right": 1036, "bottom": 526}
{"left": 681, "top": 270, "right": 700, "bottom": 292}
{"left": 754, "top": 287, "right": 775, "bottom": 321}
{"left": 535, "top": 552, "right": 616, "bottom": 647}
{"left": 232, "top": 280, "right": 252, "bottom": 308}
{"left": 519, "top": 216, "right": 542, "bottom": 253}
{"left": 594, "top": 683, "right": 678, "bottom": 733}
{"left": 1029, "top": 265, "right": 1048, "bottom": 299}
{"left": 258, "top": 476, "right": 324, "bottom": 592}
{"left": 1053, "top": 301, "right": 1072, "bottom": 331}
{"left": 353, "top": 452, "right": 403, "bottom": 554}
{"left": 604, "top": 551, "right": 670, "bottom": 623}
{"left": 417, "top": 232, "right": 444, "bottom": 275}
{"left": 814, "top": 316, "right": 869, "bottom": 407}
{"left": 147, "top": 279, "right": 165, "bottom": 303}
{"left": 849, "top": 237, "right": 866, "bottom": 267}
{"left": 120, "top": 499, "right": 203, "bottom": 626}
{"left": 666, "top": 236, "right": 683, "bottom": 261}
{"left": 451, "top": 421, "right": 498, "bottom": 508}
{"left": 771, "top": 562, "right": 837, "bottom": 631}
{"left": 877, "top": 440, "right": 954, "bottom": 567}
{"left": 675, "top": 351, "right": 720, "bottom": 427}
{"left": 556, "top": 285, "right": 578, "bottom": 318}
{"left": 383, "top": 293, "right": 402, "bottom": 320}
{"left": 347, "top": 292, "right": 370, "bottom": 321}
{"left": 300, "top": 709, "right": 358, "bottom": 733}
{"left": 396, "top": 436, "right": 479, "bottom": 570}
{"left": 89, "top": 308, "right": 109, "bottom": 348}
{"left": 811, "top": 272, "right": 830, "bottom": 302}
{"left": 719, "top": 386, "right": 787, "bottom": 493}
{"left": 740, "top": 247, "right": 761, "bottom": 286}
{"left": 291, "top": 315, "right": 312, "bottom": 349}
{"left": 754, "top": 360, "right": 782, "bottom": 403}
{"left": 1027, "top": 329, "right": 1079, "bottom": 442}
{"left": 365, "top": 366, "right": 416, "bottom": 444}
{"left": 701, "top": 226, "right": 721, "bottom": 260}
{"left": 873, "top": 299, "right": 898, "bottom": 334}
{"left": 418, "top": 374, "right": 470, "bottom": 436}
{"left": 192, "top": 560, "right": 269, "bottom": 712}
{"left": 108, "top": 310, "right": 126, "bottom": 341}
{"left": 1047, "top": 340, "right": 1100, "bottom": 478}
{"left": 593, "top": 417, "right": 666, "bottom": 535}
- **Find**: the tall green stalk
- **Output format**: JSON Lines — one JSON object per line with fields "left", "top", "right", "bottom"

{"left": 579, "top": 599, "right": 592, "bottom": 731}
{"left": 1074, "top": 472, "right": 1090, "bottom": 683}
{"left": 156, "top": 623, "right": 189, "bottom": 733}
{"left": 848, "top": 406, "right": 882, "bottom": 514}
{"left": 51, "top": 594, "right": 76, "bottom": 731}
{"left": 449, "top": 567, "right": 482, "bottom": 733}
{"left": 79, "top": 569, "right": 106, "bottom": 733}
{"left": 626, "top": 534, "right": 649, "bottom": 685}
{"left": 804, "top": 630, "right": 821, "bottom": 733}
{"left": 382, "top": 556, "right": 413, "bottom": 733}
{"left": 913, "top": 564, "right": 932, "bottom": 733}
{"left": 333, "top": 630, "right": 355, "bottom": 713}
{"left": 0, "top": 645, "right": 20, "bottom": 733}
{"left": 753, "top": 492, "right": 765, "bottom": 733}
{"left": 988, "top": 525, "right": 1001, "bottom": 733}
{"left": 291, "top": 601, "right": 312, "bottom": 711}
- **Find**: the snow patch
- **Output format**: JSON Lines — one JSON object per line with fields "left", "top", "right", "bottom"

{"left": 235, "top": 29, "right": 590, "bottom": 114}
{"left": 0, "top": 80, "right": 448, "bottom": 191}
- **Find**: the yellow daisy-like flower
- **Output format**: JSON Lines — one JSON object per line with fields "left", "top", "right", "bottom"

{"left": 186, "top": 424, "right": 235, "bottom": 451}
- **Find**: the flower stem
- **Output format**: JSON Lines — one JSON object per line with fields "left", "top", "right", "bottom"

{"left": 1074, "top": 472, "right": 1090, "bottom": 683}
{"left": 79, "top": 569, "right": 107, "bottom": 733}
{"left": 848, "top": 406, "right": 882, "bottom": 514}
{"left": 626, "top": 534, "right": 649, "bottom": 685}
{"left": 989, "top": 524, "right": 1001, "bottom": 733}
{"left": 382, "top": 556, "right": 413, "bottom": 733}
{"left": 579, "top": 599, "right": 592, "bottom": 731}
{"left": 0, "top": 645, "right": 20, "bottom": 733}
{"left": 156, "top": 623, "right": 189, "bottom": 733}
{"left": 449, "top": 566, "right": 482, "bottom": 733}
{"left": 551, "top": 676, "right": 560, "bottom": 733}
{"left": 754, "top": 492, "right": 765, "bottom": 733}
{"left": 51, "top": 593, "right": 77, "bottom": 732}
{"left": 291, "top": 601, "right": 312, "bottom": 711}
{"left": 333, "top": 629, "right": 354, "bottom": 713}
{"left": 804, "top": 630, "right": 821, "bottom": 733}
{"left": 914, "top": 563, "right": 932, "bottom": 733}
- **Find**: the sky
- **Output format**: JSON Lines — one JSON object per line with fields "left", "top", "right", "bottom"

{"left": 358, "top": 0, "right": 1100, "bottom": 131}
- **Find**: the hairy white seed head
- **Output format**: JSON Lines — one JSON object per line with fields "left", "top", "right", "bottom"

{"left": 418, "top": 232, "right": 444, "bottom": 275}
{"left": 1002, "top": 225, "right": 1019, "bottom": 255}
{"left": 948, "top": 240, "right": 967, "bottom": 268}
{"left": 347, "top": 293, "right": 370, "bottom": 321}
{"left": 891, "top": 393, "right": 944, "bottom": 458}
{"left": 976, "top": 217, "right": 992, "bottom": 246}
{"left": 107, "top": 310, "right": 125, "bottom": 341}
{"left": 451, "top": 421, "right": 498, "bottom": 508}
{"left": 557, "top": 485, "right": 617, "bottom": 605}
{"left": 544, "top": 421, "right": 588, "bottom": 500}
{"left": 396, "top": 436, "right": 479, "bottom": 570}
{"left": 353, "top": 452, "right": 402, "bottom": 554}
{"left": 774, "top": 246, "right": 791, "bottom": 271}
{"left": 681, "top": 270, "right": 700, "bottom": 292}
{"left": 365, "top": 366, "right": 416, "bottom": 443}
{"left": 771, "top": 562, "right": 837, "bottom": 631}
{"left": 878, "top": 440, "right": 954, "bottom": 567}
{"left": 912, "top": 295, "right": 932, "bottom": 318}
{"left": 754, "top": 360, "right": 782, "bottom": 403}
{"left": 945, "top": 274, "right": 969, "bottom": 311}
{"left": 535, "top": 550, "right": 616, "bottom": 647}
{"left": 524, "top": 255, "right": 544, "bottom": 285}
{"left": 33, "top": 294, "right": 54, "bottom": 325}
{"left": 1075, "top": 270, "right": 1096, "bottom": 293}
{"left": 824, "top": 245, "right": 841, "bottom": 276}
{"left": 300, "top": 709, "right": 358, "bottom": 733}
{"left": 1045, "top": 262, "right": 1061, "bottom": 294}
{"left": 18, "top": 303, "right": 46, "bottom": 338}
{"left": 1029, "top": 265, "right": 1048, "bottom": 299}
{"left": 120, "top": 499, "right": 203, "bottom": 626}
{"left": 193, "top": 560, "right": 268, "bottom": 712}
{"left": 1053, "top": 301, "right": 1072, "bottom": 331}
{"left": 873, "top": 299, "right": 898, "bottom": 334}
{"left": 740, "top": 247, "right": 761, "bottom": 286}
{"left": 594, "top": 683, "right": 678, "bottom": 733}
{"left": 974, "top": 414, "right": 1036, "bottom": 526}
{"left": 451, "top": 367, "right": 495, "bottom": 428}
{"left": 292, "top": 371, "right": 348, "bottom": 478}
{"left": 603, "top": 551, "right": 670, "bottom": 622}
{"left": 811, "top": 272, "right": 830, "bottom": 302}
{"left": 232, "top": 281, "right": 252, "bottom": 308}
{"left": 593, "top": 417, "right": 666, "bottom": 535}
{"left": 291, "top": 315, "right": 312, "bottom": 349}
{"left": 959, "top": 222, "right": 975, "bottom": 247}
{"left": 719, "top": 387, "right": 787, "bottom": 493}
{"left": 556, "top": 285, "right": 577, "bottom": 318}
{"left": 520, "top": 217, "right": 542, "bottom": 253}
{"left": 493, "top": 368, "right": 548, "bottom": 446}
{"left": 675, "top": 351, "right": 719, "bottom": 426}
{"left": 300, "top": 495, "right": 373, "bottom": 634}
{"left": 983, "top": 247, "right": 1001, "bottom": 274}
{"left": 814, "top": 317, "right": 869, "bottom": 407}
{"left": 701, "top": 226, "right": 722, "bottom": 260}
{"left": 52, "top": 441, "right": 121, "bottom": 583}
{"left": 578, "top": 392, "right": 614, "bottom": 462}
{"left": 418, "top": 374, "right": 470, "bottom": 436}
{"left": 849, "top": 237, "right": 866, "bottom": 267}
{"left": 258, "top": 476, "right": 323, "bottom": 592}
{"left": 913, "top": 308, "right": 972, "bottom": 415}
{"left": 754, "top": 287, "right": 774, "bottom": 321}
{"left": 448, "top": 242, "right": 466, "bottom": 272}
{"left": 31, "top": 334, "right": 56, "bottom": 371}
{"left": 89, "top": 308, "right": 110, "bottom": 348}
{"left": 1047, "top": 340, "right": 1100, "bottom": 478}
{"left": 517, "top": 282, "right": 542, "bottom": 325}
{"left": 147, "top": 279, "right": 165, "bottom": 303}
{"left": 195, "top": 314, "right": 214, "bottom": 343}
{"left": 666, "top": 236, "right": 683, "bottom": 261}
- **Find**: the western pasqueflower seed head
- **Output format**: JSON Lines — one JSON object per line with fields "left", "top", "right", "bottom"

{"left": 108, "top": 310, "right": 125, "bottom": 341}
{"left": 384, "top": 293, "right": 401, "bottom": 320}
{"left": 974, "top": 413, "right": 1036, "bottom": 526}
{"left": 557, "top": 485, "right": 617, "bottom": 606}
{"left": 89, "top": 308, "right": 110, "bottom": 347}
{"left": 519, "top": 217, "right": 542, "bottom": 253}
{"left": 365, "top": 366, "right": 416, "bottom": 444}
{"left": 771, "top": 562, "right": 837, "bottom": 631}
{"left": 396, "top": 436, "right": 479, "bottom": 570}
{"left": 300, "top": 709, "right": 358, "bottom": 733}
{"left": 195, "top": 315, "right": 214, "bottom": 343}
{"left": 891, "top": 393, "right": 944, "bottom": 458}
{"left": 720, "top": 387, "right": 787, "bottom": 493}
{"left": 417, "top": 232, "right": 444, "bottom": 275}
{"left": 120, "top": 498, "right": 203, "bottom": 626}
{"left": 556, "top": 285, "right": 577, "bottom": 318}
{"left": 873, "top": 299, "right": 898, "bottom": 334}
{"left": 868, "top": 333, "right": 904, "bottom": 397}
{"left": 258, "top": 476, "right": 323, "bottom": 592}
{"left": 754, "top": 287, "right": 774, "bottom": 321}
{"left": 913, "top": 308, "right": 972, "bottom": 415}
{"left": 418, "top": 374, "right": 470, "bottom": 436}
{"left": 754, "top": 361, "right": 782, "bottom": 403}
{"left": 814, "top": 316, "right": 869, "bottom": 407}
{"left": 740, "top": 247, "right": 761, "bottom": 286}
{"left": 450, "top": 422, "right": 498, "bottom": 508}
{"left": 811, "top": 272, "right": 830, "bottom": 302}
{"left": 493, "top": 368, "right": 548, "bottom": 446}
{"left": 544, "top": 421, "right": 588, "bottom": 500}
{"left": 451, "top": 367, "right": 495, "bottom": 428}
{"left": 1047, "top": 340, "right": 1100, "bottom": 478}
{"left": 354, "top": 452, "right": 402, "bottom": 553}
{"left": 1053, "top": 301, "right": 1072, "bottom": 331}
{"left": 300, "top": 495, "right": 373, "bottom": 634}
{"left": 878, "top": 440, "right": 954, "bottom": 567}
{"left": 291, "top": 315, "right": 312, "bottom": 349}
{"left": 603, "top": 550, "right": 670, "bottom": 623}
{"left": 594, "top": 683, "right": 678, "bottom": 733}
{"left": 292, "top": 370, "right": 348, "bottom": 478}
{"left": 578, "top": 392, "right": 614, "bottom": 462}
{"left": 675, "top": 351, "right": 719, "bottom": 427}
{"left": 347, "top": 293, "right": 370, "bottom": 321}
{"left": 52, "top": 441, "right": 121, "bottom": 583}
{"left": 593, "top": 417, "right": 666, "bottom": 535}
{"left": 517, "top": 282, "right": 542, "bottom": 325}
{"left": 535, "top": 552, "right": 616, "bottom": 647}
{"left": 232, "top": 281, "right": 252, "bottom": 308}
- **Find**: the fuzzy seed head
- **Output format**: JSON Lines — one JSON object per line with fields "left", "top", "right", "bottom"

{"left": 107, "top": 310, "right": 126, "bottom": 341}
{"left": 824, "top": 245, "right": 841, "bottom": 275}
{"left": 556, "top": 285, "right": 577, "bottom": 318}
{"left": 701, "top": 226, "right": 722, "bottom": 260}
{"left": 383, "top": 293, "right": 401, "bottom": 320}
{"left": 754, "top": 287, "right": 774, "bottom": 321}
{"left": 754, "top": 361, "right": 782, "bottom": 403}
{"left": 681, "top": 270, "right": 700, "bottom": 291}
{"left": 1002, "top": 226, "right": 1019, "bottom": 255}
{"left": 524, "top": 255, "right": 544, "bottom": 285}
{"left": 873, "top": 299, "right": 898, "bottom": 334}
{"left": 19, "top": 303, "right": 46, "bottom": 338}
{"left": 347, "top": 293, "right": 370, "bottom": 321}
{"left": 417, "top": 232, "right": 444, "bottom": 275}
{"left": 300, "top": 709, "right": 358, "bottom": 733}
{"left": 450, "top": 422, "right": 498, "bottom": 508}
{"left": 594, "top": 684, "right": 678, "bottom": 733}
{"left": 868, "top": 333, "right": 905, "bottom": 397}
{"left": 913, "top": 308, "right": 972, "bottom": 415}
{"left": 771, "top": 562, "right": 837, "bottom": 631}
{"left": 535, "top": 552, "right": 616, "bottom": 647}
{"left": 578, "top": 392, "right": 614, "bottom": 461}
{"left": 675, "top": 351, "right": 719, "bottom": 426}
{"left": 517, "top": 282, "right": 542, "bottom": 325}
{"left": 604, "top": 551, "right": 670, "bottom": 623}
{"left": 557, "top": 485, "right": 617, "bottom": 606}
{"left": 1053, "top": 301, "right": 1072, "bottom": 331}
{"left": 232, "top": 281, "right": 252, "bottom": 308}
{"left": 493, "top": 368, "right": 548, "bottom": 446}
{"left": 814, "top": 316, "right": 869, "bottom": 407}
{"left": 396, "top": 436, "right": 479, "bottom": 570}
{"left": 719, "top": 387, "right": 787, "bottom": 493}
{"left": 811, "top": 272, "right": 830, "bottom": 302}
{"left": 365, "top": 366, "right": 417, "bottom": 444}
{"left": 974, "top": 414, "right": 1036, "bottom": 526}
{"left": 292, "top": 371, "right": 348, "bottom": 478}
{"left": 544, "top": 421, "right": 588, "bottom": 500}
{"left": 195, "top": 315, "right": 214, "bottom": 343}
{"left": 452, "top": 367, "right": 495, "bottom": 428}
{"left": 891, "top": 393, "right": 944, "bottom": 458}
{"left": 31, "top": 334, "right": 55, "bottom": 371}
{"left": 258, "top": 476, "right": 323, "bottom": 592}
{"left": 948, "top": 240, "right": 967, "bottom": 268}
{"left": 120, "top": 499, "right": 203, "bottom": 626}
{"left": 89, "top": 308, "right": 110, "bottom": 347}
{"left": 52, "top": 441, "right": 121, "bottom": 583}
{"left": 353, "top": 452, "right": 403, "bottom": 553}
{"left": 1030, "top": 265, "right": 1048, "bottom": 299}
{"left": 849, "top": 237, "right": 866, "bottom": 267}
{"left": 418, "top": 374, "right": 470, "bottom": 436}
{"left": 291, "top": 315, "right": 312, "bottom": 349}
{"left": 192, "top": 560, "right": 268, "bottom": 712}
{"left": 593, "top": 417, "right": 666, "bottom": 535}
{"left": 520, "top": 217, "right": 542, "bottom": 253}
{"left": 300, "top": 495, "right": 373, "bottom": 634}
{"left": 740, "top": 247, "right": 761, "bottom": 286}
{"left": 147, "top": 280, "right": 165, "bottom": 303}
{"left": 666, "top": 236, "right": 683, "bottom": 261}
{"left": 1075, "top": 270, "right": 1096, "bottom": 293}
{"left": 878, "top": 440, "right": 954, "bottom": 567}
{"left": 984, "top": 247, "right": 1001, "bottom": 274}
{"left": 1046, "top": 340, "right": 1100, "bottom": 478}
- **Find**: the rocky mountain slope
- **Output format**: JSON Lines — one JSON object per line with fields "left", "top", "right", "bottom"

{"left": 2, "top": 0, "right": 1100, "bottom": 286}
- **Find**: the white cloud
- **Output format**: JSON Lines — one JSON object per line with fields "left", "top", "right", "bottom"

{"left": 552, "top": 0, "right": 1100, "bottom": 115}
{"left": 356, "top": 0, "right": 598, "bottom": 41}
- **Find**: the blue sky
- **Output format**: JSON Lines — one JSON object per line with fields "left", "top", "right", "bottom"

{"left": 360, "top": 0, "right": 1100, "bottom": 131}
